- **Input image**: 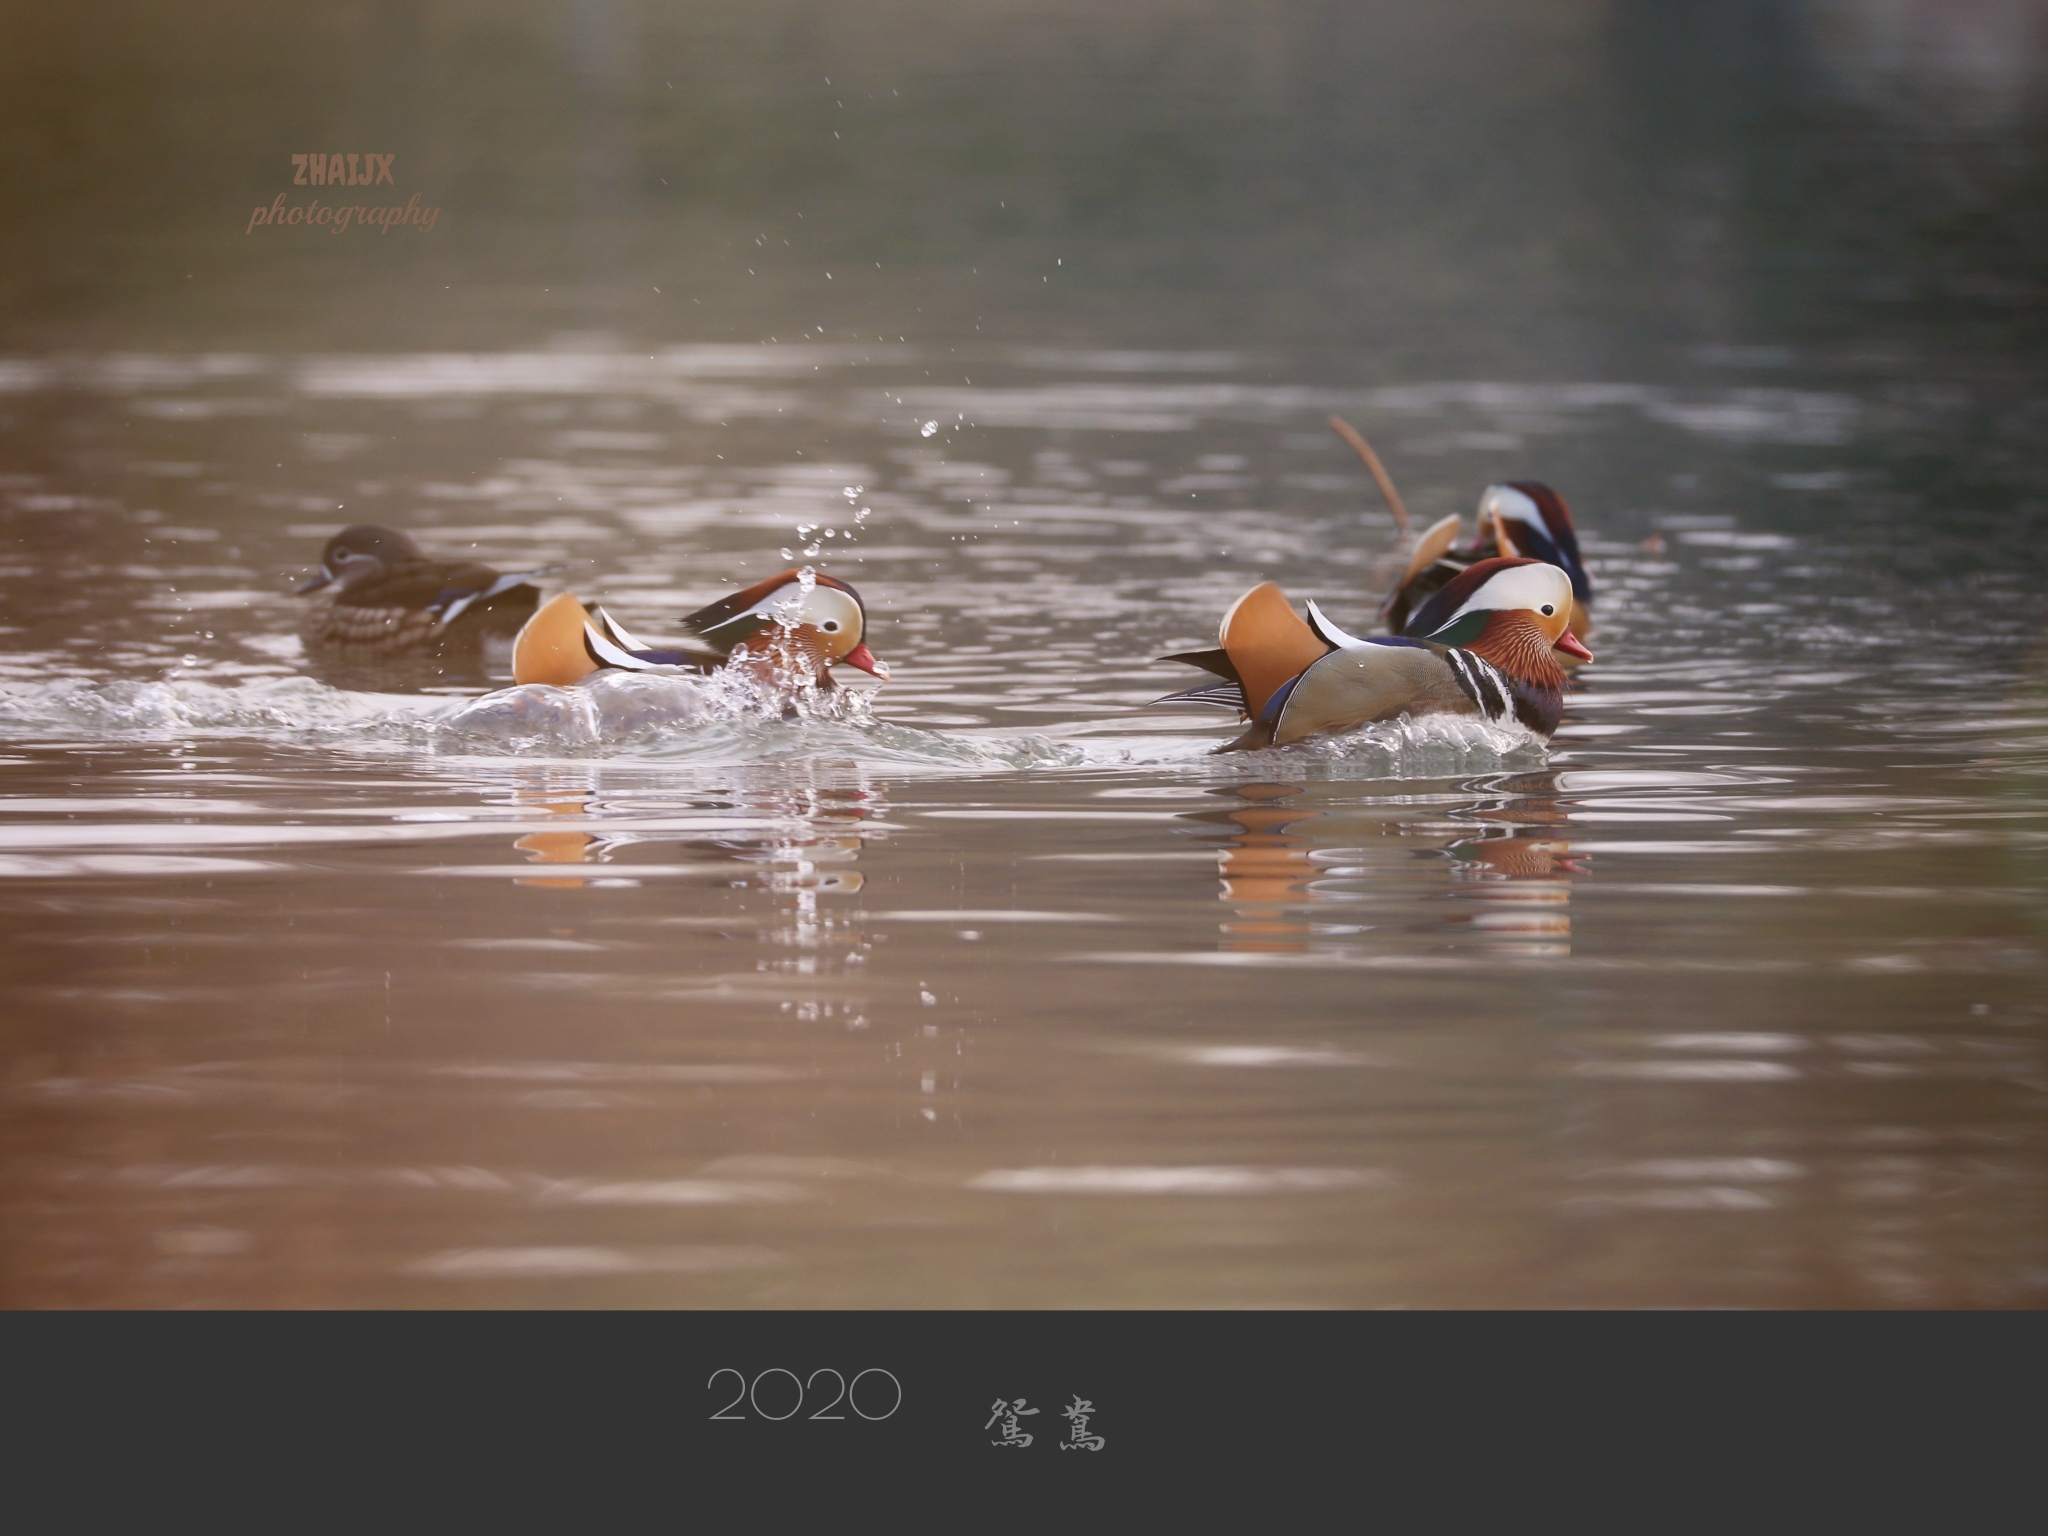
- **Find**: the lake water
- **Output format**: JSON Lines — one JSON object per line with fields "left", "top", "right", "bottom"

{"left": 1, "top": 2, "right": 2044, "bottom": 1307}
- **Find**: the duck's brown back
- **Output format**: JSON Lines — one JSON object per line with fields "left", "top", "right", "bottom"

{"left": 298, "top": 561, "right": 537, "bottom": 652}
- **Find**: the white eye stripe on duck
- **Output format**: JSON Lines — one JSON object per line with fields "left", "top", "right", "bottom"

{"left": 794, "top": 586, "right": 863, "bottom": 647}
{"left": 714, "top": 582, "right": 865, "bottom": 655}
{"left": 1478, "top": 484, "right": 1547, "bottom": 534}
{"left": 1436, "top": 562, "right": 1574, "bottom": 628}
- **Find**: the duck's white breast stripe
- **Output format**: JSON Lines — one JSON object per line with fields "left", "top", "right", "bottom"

{"left": 1445, "top": 649, "right": 1479, "bottom": 713}
{"left": 1474, "top": 656, "right": 1511, "bottom": 720}
{"left": 1446, "top": 649, "right": 1511, "bottom": 722}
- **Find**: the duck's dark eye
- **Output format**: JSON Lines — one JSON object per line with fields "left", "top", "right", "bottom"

{"left": 333, "top": 546, "right": 351, "bottom": 561}
{"left": 1540, "top": 604, "right": 1555, "bottom": 616}
{"left": 821, "top": 620, "right": 840, "bottom": 632}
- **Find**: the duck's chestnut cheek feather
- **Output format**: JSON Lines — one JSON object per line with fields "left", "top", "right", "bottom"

{"left": 1557, "top": 630, "right": 1594, "bottom": 662}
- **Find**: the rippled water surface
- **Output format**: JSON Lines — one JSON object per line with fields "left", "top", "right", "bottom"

{"left": 3, "top": 2, "right": 2047, "bottom": 1307}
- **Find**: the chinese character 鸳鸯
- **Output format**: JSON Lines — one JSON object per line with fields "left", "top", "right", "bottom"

{"left": 985, "top": 1397, "right": 1040, "bottom": 1448}
{"left": 1060, "top": 1395, "right": 1105, "bottom": 1451}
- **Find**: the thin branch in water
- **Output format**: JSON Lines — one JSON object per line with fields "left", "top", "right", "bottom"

{"left": 1327, "top": 414, "right": 1411, "bottom": 534}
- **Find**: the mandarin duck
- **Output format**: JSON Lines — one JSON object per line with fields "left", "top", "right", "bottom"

{"left": 294, "top": 524, "right": 546, "bottom": 653}
{"left": 1378, "top": 483, "right": 1592, "bottom": 640}
{"left": 1160, "top": 557, "right": 1591, "bottom": 751}
{"left": 510, "top": 567, "right": 888, "bottom": 691}
{"left": 1326, "top": 416, "right": 1594, "bottom": 642}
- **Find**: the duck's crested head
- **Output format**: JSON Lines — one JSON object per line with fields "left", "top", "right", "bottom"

{"left": 681, "top": 568, "right": 887, "bottom": 678}
{"left": 1478, "top": 483, "right": 1588, "bottom": 599}
{"left": 298, "top": 523, "right": 427, "bottom": 593}
{"left": 1411, "top": 556, "right": 1592, "bottom": 661}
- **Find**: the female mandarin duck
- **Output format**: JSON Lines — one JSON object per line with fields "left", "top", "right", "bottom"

{"left": 295, "top": 524, "right": 545, "bottom": 652}
{"left": 1161, "top": 556, "right": 1591, "bottom": 752}
{"left": 509, "top": 567, "right": 888, "bottom": 689}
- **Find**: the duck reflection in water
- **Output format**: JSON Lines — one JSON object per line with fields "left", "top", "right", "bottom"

{"left": 499, "top": 771, "right": 871, "bottom": 900}
{"left": 512, "top": 791, "right": 603, "bottom": 889}
{"left": 1441, "top": 832, "right": 1584, "bottom": 956}
{"left": 1441, "top": 770, "right": 1585, "bottom": 957}
{"left": 1205, "top": 783, "right": 1323, "bottom": 953}
{"left": 1187, "top": 773, "right": 1586, "bottom": 957}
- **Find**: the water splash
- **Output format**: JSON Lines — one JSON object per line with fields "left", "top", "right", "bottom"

{"left": 0, "top": 670, "right": 1083, "bottom": 770}
{"left": 435, "top": 671, "right": 714, "bottom": 751}
{"left": 1090, "top": 711, "right": 1550, "bottom": 777}
{"left": 0, "top": 675, "right": 436, "bottom": 741}
{"left": 434, "top": 671, "right": 1079, "bottom": 766}
{"left": 1283, "top": 711, "right": 1549, "bottom": 775}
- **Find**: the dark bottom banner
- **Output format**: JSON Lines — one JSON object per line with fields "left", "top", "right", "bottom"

{"left": 7, "top": 1312, "right": 2036, "bottom": 1509}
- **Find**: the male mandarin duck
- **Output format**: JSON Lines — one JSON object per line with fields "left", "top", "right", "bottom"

{"left": 1326, "top": 415, "right": 1593, "bottom": 642}
{"left": 510, "top": 567, "right": 888, "bottom": 689}
{"left": 294, "top": 524, "right": 545, "bottom": 652}
{"left": 1379, "top": 484, "right": 1593, "bottom": 641}
{"left": 1160, "top": 557, "right": 1591, "bottom": 751}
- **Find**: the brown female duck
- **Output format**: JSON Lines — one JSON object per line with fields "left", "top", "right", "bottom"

{"left": 294, "top": 524, "right": 545, "bottom": 653}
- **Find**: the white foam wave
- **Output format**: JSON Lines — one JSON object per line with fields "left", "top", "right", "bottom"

{"left": 0, "top": 672, "right": 1536, "bottom": 777}
{"left": 0, "top": 672, "right": 1081, "bottom": 771}
{"left": 1289, "top": 710, "right": 1549, "bottom": 770}
{"left": 1087, "top": 710, "right": 1548, "bottom": 776}
{"left": 0, "top": 675, "right": 433, "bottom": 739}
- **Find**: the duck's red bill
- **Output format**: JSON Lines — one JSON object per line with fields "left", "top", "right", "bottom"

{"left": 839, "top": 643, "right": 889, "bottom": 679}
{"left": 1556, "top": 630, "right": 1594, "bottom": 662}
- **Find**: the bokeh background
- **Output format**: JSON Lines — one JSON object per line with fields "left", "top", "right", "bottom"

{"left": 5, "top": 0, "right": 2046, "bottom": 371}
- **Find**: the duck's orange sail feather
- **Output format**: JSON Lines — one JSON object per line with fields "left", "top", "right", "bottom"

{"left": 1217, "top": 582, "right": 1330, "bottom": 719}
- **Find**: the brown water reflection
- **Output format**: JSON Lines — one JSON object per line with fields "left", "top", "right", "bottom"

{"left": 1445, "top": 776, "right": 1582, "bottom": 958}
{"left": 1211, "top": 784, "right": 1320, "bottom": 951}
{"left": 1194, "top": 777, "right": 1585, "bottom": 958}
{"left": 513, "top": 790, "right": 600, "bottom": 883}
{"left": 0, "top": 736, "right": 2042, "bottom": 1307}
